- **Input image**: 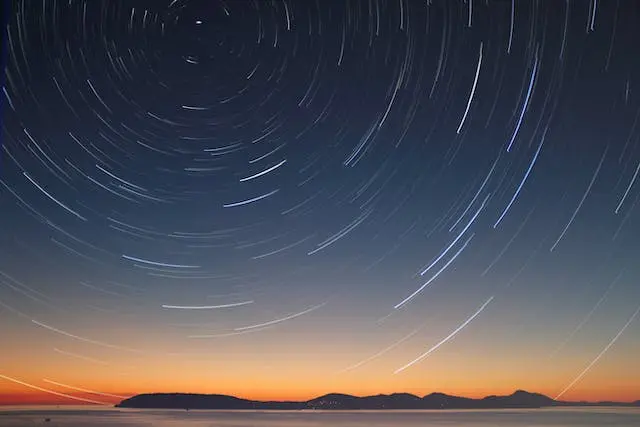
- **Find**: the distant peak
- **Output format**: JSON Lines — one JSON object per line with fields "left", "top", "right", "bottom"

{"left": 310, "top": 393, "right": 355, "bottom": 400}
{"left": 424, "top": 392, "right": 453, "bottom": 398}
{"left": 512, "top": 390, "right": 553, "bottom": 399}
{"left": 389, "top": 393, "right": 420, "bottom": 399}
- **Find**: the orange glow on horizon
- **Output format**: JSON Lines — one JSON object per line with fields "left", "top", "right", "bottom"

{"left": 0, "top": 392, "right": 119, "bottom": 406}
{"left": 2, "top": 310, "right": 638, "bottom": 408}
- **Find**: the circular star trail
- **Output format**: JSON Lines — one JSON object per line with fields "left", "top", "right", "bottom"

{"left": 1, "top": 0, "right": 640, "bottom": 403}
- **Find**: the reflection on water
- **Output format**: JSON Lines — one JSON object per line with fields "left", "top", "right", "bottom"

{"left": 0, "top": 407, "right": 639, "bottom": 427}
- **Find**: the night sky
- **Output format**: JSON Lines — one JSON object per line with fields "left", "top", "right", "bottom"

{"left": 1, "top": 0, "right": 640, "bottom": 405}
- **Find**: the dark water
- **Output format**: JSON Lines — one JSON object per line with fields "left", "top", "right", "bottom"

{"left": 1, "top": 407, "right": 639, "bottom": 426}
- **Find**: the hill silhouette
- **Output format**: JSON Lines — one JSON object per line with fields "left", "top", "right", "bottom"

{"left": 116, "top": 390, "right": 638, "bottom": 410}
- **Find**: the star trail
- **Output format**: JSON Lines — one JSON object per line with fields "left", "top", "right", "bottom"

{"left": 1, "top": 0, "right": 640, "bottom": 404}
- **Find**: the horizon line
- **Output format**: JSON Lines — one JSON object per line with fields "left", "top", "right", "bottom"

{"left": 1, "top": 389, "right": 638, "bottom": 406}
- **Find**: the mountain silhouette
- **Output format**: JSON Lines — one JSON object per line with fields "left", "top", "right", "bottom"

{"left": 481, "top": 390, "right": 556, "bottom": 408}
{"left": 308, "top": 392, "right": 423, "bottom": 409}
{"left": 115, "top": 390, "right": 638, "bottom": 410}
{"left": 421, "top": 392, "right": 476, "bottom": 408}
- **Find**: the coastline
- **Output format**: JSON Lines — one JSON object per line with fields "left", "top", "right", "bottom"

{"left": 114, "top": 390, "right": 640, "bottom": 411}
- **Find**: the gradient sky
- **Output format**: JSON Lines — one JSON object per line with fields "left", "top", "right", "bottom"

{"left": 1, "top": 0, "right": 640, "bottom": 406}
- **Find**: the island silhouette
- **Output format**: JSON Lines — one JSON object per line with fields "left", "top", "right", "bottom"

{"left": 116, "top": 390, "right": 640, "bottom": 410}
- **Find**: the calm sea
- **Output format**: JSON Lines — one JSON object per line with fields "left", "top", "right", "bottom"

{"left": 1, "top": 406, "right": 639, "bottom": 426}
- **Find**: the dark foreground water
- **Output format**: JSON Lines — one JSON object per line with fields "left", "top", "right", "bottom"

{"left": 1, "top": 407, "right": 639, "bottom": 427}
